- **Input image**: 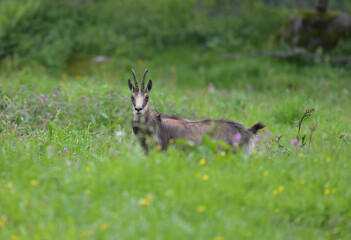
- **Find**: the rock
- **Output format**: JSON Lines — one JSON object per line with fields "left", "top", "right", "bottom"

{"left": 279, "top": 10, "right": 351, "bottom": 51}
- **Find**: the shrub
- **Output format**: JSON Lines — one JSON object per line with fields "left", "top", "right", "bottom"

{"left": 0, "top": 0, "right": 83, "bottom": 69}
{"left": 0, "top": 0, "right": 290, "bottom": 70}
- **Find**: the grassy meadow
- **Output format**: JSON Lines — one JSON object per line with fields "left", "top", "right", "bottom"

{"left": 1, "top": 46, "right": 351, "bottom": 239}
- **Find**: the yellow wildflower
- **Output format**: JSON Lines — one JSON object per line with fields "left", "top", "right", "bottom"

{"left": 0, "top": 216, "right": 7, "bottom": 228}
{"left": 99, "top": 224, "right": 109, "bottom": 231}
{"left": 199, "top": 159, "right": 206, "bottom": 165}
{"left": 85, "top": 189, "right": 91, "bottom": 195}
{"left": 278, "top": 186, "right": 284, "bottom": 192}
{"left": 298, "top": 152, "right": 303, "bottom": 157}
{"left": 196, "top": 205, "right": 206, "bottom": 213}
{"left": 263, "top": 171, "right": 269, "bottom": 177}
{"left": 7, "top": 183, "right": 13, "bottom": 189}
{"left": 139, "top": 194, "right": 153, "bottom": 206}
{"left": 332, "top": 188, "right": 337, "bottom": 193}
{"left": 30, "top": 180, "right": 37, "bottom": 186}
{"left": 85, "top": 166, "right": 91, "bottom": 172}
{"left": 11, "top": 236, "right": 19, "bottom": 240}
{"left": 156, "top": 145, "right": 162, "bottom": 151}
{"left": 326, "top": 157, "right": 331, "bottom": 163}
{"left": 139, "top": 198, "right": 150, "bottom": 206}
{"left": 272, "top": 189, "right": 278, "bottom": 195}
{"left": 214, "top": 236, "right": 224, "bottom": 240}
{"left": 203, "top": 175, "right": 209, "bottom": 181}
{"left": 300, "top": 179, "right": 306, "bottom": 185}
{"left": 324, "top": 189, "right": 330, "bottom": 195}
{"left": 169, "top": 138, "right": 174, "bottom": 144}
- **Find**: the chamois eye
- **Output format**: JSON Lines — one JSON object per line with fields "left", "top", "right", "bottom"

{"left": 145, "top": 96, "right": 149, "bottom": 101}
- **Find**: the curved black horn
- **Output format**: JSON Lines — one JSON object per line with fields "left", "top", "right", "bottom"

{"left": 132, "top": 69, "right": 139, "bottom": 91}
{"left": 141, "top": 69, "right": 148, "bottom": 91}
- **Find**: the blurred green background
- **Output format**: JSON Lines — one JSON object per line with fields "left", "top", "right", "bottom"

{"left": 1, "top": 0, "right": 350, "bottom": 71}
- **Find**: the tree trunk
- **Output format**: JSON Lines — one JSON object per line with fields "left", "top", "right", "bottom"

{"left": 315, "top": 0, "right": 329, "bottom": 13}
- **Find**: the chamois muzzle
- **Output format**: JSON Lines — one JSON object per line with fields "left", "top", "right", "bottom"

{"left": 135, "top": 107, "right": 142, "bottom": 114}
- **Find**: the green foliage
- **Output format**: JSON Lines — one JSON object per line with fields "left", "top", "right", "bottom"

{"left": 0, "top": 0, "right": 80, "bottom": 69}
{"left": 331, "top": 37, "right": 351, "bottom": 56}
{"left": 0, "top": 0, "right": 290, "bottom": 70}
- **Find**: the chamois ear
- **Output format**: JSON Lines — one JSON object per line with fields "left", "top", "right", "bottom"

{"left": 128, "top": 79, "right": 134, "bottom": 91}
{"left": 147, "top": 79, "right": 152, "bottom": 92}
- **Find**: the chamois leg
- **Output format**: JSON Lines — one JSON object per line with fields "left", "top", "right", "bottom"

{"left": 140, "top": 137, "right": 149, "bottom": 153}
{"left": 161, "top": 141, "right": 169, "bottom": 151}
{"left": 159, "top": 134, "right": 169, "bottom": 150}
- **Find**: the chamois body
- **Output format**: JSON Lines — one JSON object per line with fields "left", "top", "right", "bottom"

{"left": 128, "top": 69, "right": 265, "bottom": 153}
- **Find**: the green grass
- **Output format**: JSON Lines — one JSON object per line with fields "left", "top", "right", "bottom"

{"left": 1, "top": 46, "right": 351, "bottom": 239}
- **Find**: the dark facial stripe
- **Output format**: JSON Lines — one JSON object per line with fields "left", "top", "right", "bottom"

{"left": 142, "top": 97, "right": 149, "bottom": 108}
{"left": 131, "top": 95, "right": 136, "bottom": 106}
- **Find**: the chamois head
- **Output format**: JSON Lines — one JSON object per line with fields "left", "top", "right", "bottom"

{"left": 128, "top": 69, "right": 153, "bottom": 117}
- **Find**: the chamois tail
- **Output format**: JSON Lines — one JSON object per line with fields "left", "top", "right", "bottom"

{"left": 248, "top": 122, "right": 265, "bottom": 134}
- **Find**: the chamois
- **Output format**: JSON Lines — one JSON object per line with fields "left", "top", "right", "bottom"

{"left": 128, "top": 69, "right": 265, "bottom": 153}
